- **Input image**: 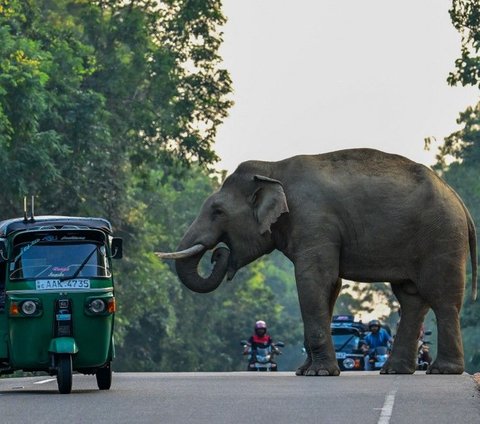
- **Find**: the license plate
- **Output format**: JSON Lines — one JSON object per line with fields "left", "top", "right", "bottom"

{"left": 336, "top": 352, "right": 347, "bottom": 359}
{"left": 36, "top": 279, "right": 90, "bottom": 290}
{"left": 254, "top": 363, "right": 270, "bottom": 369}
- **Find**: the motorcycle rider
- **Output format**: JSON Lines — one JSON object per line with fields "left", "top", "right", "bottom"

{"left": 243, "top": 320, "right": 279, "bottom": 367}
{"left": 417, "top": 324, "right": 432, "bottom": 369}
{"left": 418, "top": 342, "right": 432, "bottom": 368}
{"left": 362, "top": 319, "right": 393, "bottom": 370}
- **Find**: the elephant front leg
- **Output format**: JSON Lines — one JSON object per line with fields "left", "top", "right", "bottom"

{"left": 295, "top": 266, "right": 341, "bottom": 377}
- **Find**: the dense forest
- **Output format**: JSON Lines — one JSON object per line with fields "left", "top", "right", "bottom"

{"left": 0, "top": 0, "right": 478, "bottom": 373}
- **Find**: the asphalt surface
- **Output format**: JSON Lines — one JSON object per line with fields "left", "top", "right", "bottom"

{"left": 0, "top": 372, "right": 479, "bottom": 424}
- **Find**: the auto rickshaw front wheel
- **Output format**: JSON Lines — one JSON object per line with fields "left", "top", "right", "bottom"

{"left": 96, "top": 362, "right": 112, "bottom": 390}
{"left": 56, "top": 354, "right": 73, "bottom": 394}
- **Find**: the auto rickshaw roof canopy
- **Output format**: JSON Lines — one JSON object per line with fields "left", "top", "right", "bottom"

{"left": 0, "top": 216, "right": 113, "bottom": 237}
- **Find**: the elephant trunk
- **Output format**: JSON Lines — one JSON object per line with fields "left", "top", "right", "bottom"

{"left": 174, "top": 245, "right": 230, "bottom": 294}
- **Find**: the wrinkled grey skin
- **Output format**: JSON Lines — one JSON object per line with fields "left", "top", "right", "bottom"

{"left": 172, "top": 149, "right": 478, "bottom": 376}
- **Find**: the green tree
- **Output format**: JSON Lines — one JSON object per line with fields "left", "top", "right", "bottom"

{"left": 0, "top": 0, "right": 235, "bottom": 371}
{"left": 0, "top": 0, "right": 233, "bottom": 216}
{"left": 0, "top": 0, "right": 67, "bottom": 211}
{"left": 448, "top": 0, "right": 480, "bottom": 88}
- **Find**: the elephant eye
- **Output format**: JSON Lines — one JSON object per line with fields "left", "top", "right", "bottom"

{"left": 211, "top": 208, "right": 225, "bottom": 219}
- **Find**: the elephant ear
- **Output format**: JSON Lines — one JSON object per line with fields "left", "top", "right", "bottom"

{"left": 252, "top": 175, "right": 289, "bottom": 234}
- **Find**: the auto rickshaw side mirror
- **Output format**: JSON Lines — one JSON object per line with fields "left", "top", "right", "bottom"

{"left": 0, "top": 239, "right": 8, "bottom": 262}
{"left": 111, "top": 237, "right": 123, "bottom": 259}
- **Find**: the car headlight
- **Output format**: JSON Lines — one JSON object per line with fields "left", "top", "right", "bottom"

{"left": 343, "top": 358, "right": 355, "bottom": 369}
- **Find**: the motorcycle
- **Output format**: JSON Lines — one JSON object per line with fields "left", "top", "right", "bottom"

{"left": 240, "top": 340, "right": 284, "bottom": 371}
{"left": 417, "top": 330, "right": 433, "bottom": 370}
{"left": 366, "top": 345, "right": 390, "bottom": 371}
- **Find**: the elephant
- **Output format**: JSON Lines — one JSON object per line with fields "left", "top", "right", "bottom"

{"left": 157, "top": 148, "right": 477, "bottom": 376}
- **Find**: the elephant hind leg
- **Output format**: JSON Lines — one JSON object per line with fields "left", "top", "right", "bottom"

{"left": 381, "top": 281, "right": 429, "bottom": 374}
{"left": 426, "top": 304, "right": 464, "bottom": 374}
{"left": 418, "top": 264, "right": 465, "bottom": 374}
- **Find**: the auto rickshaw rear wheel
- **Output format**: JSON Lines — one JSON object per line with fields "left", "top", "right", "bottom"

{"left": 57, "top": 354, "right": 72, "bottom": 394}
{"left": 96, "top": 362, "right": 112, "bottom": 390}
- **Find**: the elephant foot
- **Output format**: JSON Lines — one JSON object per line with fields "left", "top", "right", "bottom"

{"left": 295, "top": 358, "right": 311, "bottom": 376}
{"left": 296, "top": 360, "right": 340, "bottom": 377}
{"left": 426, "top": 359, "right": 464, "bottom": 375}
{"left": 295, "top": 368, "right": 306, "bottom": 376}
{"left": 380, "top": 358, "right": 415, "bottom": 375}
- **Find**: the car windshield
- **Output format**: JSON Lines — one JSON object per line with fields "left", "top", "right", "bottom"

{"left": 332, "top": 334, "right": 359, "bottom": 352}
{"left": 9, "top": 241, "right": 111, "bottom": 280}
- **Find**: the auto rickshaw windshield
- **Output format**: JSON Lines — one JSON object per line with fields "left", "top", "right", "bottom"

{"left": 9, "top": 241, "right": 111, "bottom": 280}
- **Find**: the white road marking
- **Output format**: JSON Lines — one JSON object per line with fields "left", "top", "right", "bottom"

{"left": 377, "top": 389, "right": 397, "bottom": 424}
{"left": 33, "top": 378, "right": 56, "bottom": 385}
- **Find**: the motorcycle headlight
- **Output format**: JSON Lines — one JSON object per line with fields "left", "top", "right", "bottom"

{"left": 21, "top": 300, "right": 38, "bottom": 316}
{"left": 343, "top": 358, "right": 356, "bottom": 369}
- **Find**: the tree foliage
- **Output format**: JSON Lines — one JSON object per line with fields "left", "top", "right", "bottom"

{"left": 431, "top": 103, "right": 480, "bottom": 169}
{"left": 449, "top": 0, "right": 480, "bottom": 88}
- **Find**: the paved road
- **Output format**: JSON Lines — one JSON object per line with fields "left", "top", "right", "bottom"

{"left": 1, "top": 372, "right": 479, "bottom": 424}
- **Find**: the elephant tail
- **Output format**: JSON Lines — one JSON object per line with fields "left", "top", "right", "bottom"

{"left": 466, "top": 207, "right": 477, "bottom": 302}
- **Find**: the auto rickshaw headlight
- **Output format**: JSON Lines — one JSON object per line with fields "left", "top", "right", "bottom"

{"left": 9, "top": 299, "right": 42, "bottom": 317}
{"left": 21, "top": 300, "right": 38, "bottom": 316}
{"left": 88, "top": 299, "right": 106, "bottom": 314}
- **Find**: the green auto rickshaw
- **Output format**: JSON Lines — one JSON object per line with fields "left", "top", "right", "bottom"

{"left": 0, "top": 215, "right": 122, "bottom": 394}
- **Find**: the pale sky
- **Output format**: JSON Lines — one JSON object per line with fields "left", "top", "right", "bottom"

{"left": 215, "top": 0, "right": 479, "bottom": 173}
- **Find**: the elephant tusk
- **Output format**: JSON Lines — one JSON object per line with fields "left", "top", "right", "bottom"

{"left": 155, "top": 244, "right": 205, "bottom": 259}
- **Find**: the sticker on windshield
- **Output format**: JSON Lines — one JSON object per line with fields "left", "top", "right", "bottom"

{"left": 36, "top": 279, "right": 90, "bottom": 290}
